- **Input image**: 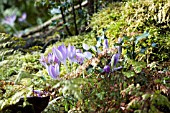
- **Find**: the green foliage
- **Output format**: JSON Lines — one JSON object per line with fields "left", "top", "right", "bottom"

{"left": 124, "top": 0, "right": 170, "bottom": 32}
{"left": 89, "top": 2, "right": 126, "bottom": 38}
{"left": 90, "top": 0, "right": 170, "bottom": 61}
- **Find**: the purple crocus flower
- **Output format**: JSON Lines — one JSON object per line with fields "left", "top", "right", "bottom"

{"left": 103, "top": 65, "right": 111, "bottom": 73}
{"left": 3, "top": 15, "right": 16, "bottom": 26}
{"left": 46, "top": 64, "right": 60, "bottom": 79}
{"left": 82, "top": 43, "right": 92, "bottom": 59}
{"left": 103, "top": 39, "right": 109, "bottom": 49}
{"left": 18, "top": 12, "right": 27, "bottom": 22}
{"left": 67, "top": 44, "right": 76, "bottom": 62}
{"left": 40, "top": 53, "right": 60, "bottom": 67}
{"left": 82, "top": 43, "right": 90, "bottom": 51}
{"left": 52, "top": 45, "right": 67, "bottom": 66}
{"left": 47, "top": 53, "right": 53, "bottom": 64}
{"left": 75, "top": 49, "right": 85, "bottom": 64}
{"left": 110, "top": 53, "right": 122, "bottom": 71}
{"left": 110, "top": 37, "right": 122, "bottom": 69}
{"left": 39, "top": 55, "right": 48, "bottom": 67}
{"left": 76, "top": 54, "right": 85, "bottom": 64}
{"left": 112, "top": 53, "right": 120, "bottom": 67}
{"left": 83, "top": 51, "right": 92, "bottom": 59}
{"left": 53, "top": 54, "right": 60, "bottom": 64}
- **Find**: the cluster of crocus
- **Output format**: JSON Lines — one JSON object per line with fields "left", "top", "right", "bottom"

{"left": 40, "top": 44, "right": 89, "bottom": 79}
{"left": 2, "top": 13, "right": 27, "bottom": 27}
{"left": 2, "top": 13, "right": 28, "bottom": 37}
{"left": 103, "top": 37, "right": 123, "bottom": 73}
{"left": 81, "top": 33, "right": 121, "bottom": 74}
{"left": 103, "top": 53, "right": 122, "bottom": 73}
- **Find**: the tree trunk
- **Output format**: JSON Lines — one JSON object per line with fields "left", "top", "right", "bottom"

{"left": 59, "top": 0, "right": 73, "bottom": 36}
{"left": 88, "top": 0, "right": 94, "bottom": 16}
{"left": 72, "top": 0, "right": 78, "bottom": 35}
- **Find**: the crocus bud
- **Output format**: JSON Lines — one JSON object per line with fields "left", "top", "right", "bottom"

{"left": 111, "top": 53, "right": 120, "bottom": 68}
{"left": 103, "top": 39, "right": 109, "bottom": 49}
{"left": 46, "top": 64, "right": 60, "bottom": 79}
{"left": 67, "top": 44, "right": 76, "bottom": 62}
{"left": 104, "top": 65, "right": 111, "bottom": 73}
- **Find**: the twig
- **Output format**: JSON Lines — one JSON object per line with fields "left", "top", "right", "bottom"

{"left": 65, "top": 47, "right": 117, "bottom": 79}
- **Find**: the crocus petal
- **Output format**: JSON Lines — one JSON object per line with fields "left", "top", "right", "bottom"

{"left": 53, "top": 55, "right": 60, "bottom": 64}
{"left": 83, "top": 51, "right": 92, "bottom": 59}
{"left": 47, "top": 65, "right": 53, "bottom": 78}
{"left": 114, "top": 53, "right": 120, "bottom": 66}
{"left": 82, "top": 43, "right": 90, "bottom": 51}
{"left": 113, "top": 66, "right": 122, "bottom": 71}
{"left": 33, "top": 90, "right": 44, "bottom": 97}
{"left": 96, "top": 47, "right": 101, "bottom": 54}
{"left": 53, "top": 47, "right": 65, "bottom": 63}
{"left": 47, "top": 53, "right": 53, "bottom": 64}
{"left": 76, "top": 52, "right": 85, "bottom": 64}
{"left": 67, "top": 44, "right": 76, "bottom": 61}
{"left": 103, "top": 39, "right": 109, "bottom": 49}
{"left": 104, "top": 65, "right": 111, "bottom": 73}
{"left": 76, "top": 49, "right": 83, "bottom": 53}
{"left": 118, "top": 37, "right": 122, "bottom": 44}
{"left": 54, "top": 64, "right": 60, "bottom": 76}
{"left": 10, "top": 15, "right": 16, "bottom": 22}
{"left": 58, "top": 44, "right": 67, "bottom": 58}
{"left": 111, "top": 53, "right": 120, "bottom": 67}
{"left": 47, "top": 64, "right": 60, "bottom": 79}
{"left": 39, "top": 55, "right": 47, "bottom": 67}
{"left": 18, "top": 12, "right": 27, "bottom": 22}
